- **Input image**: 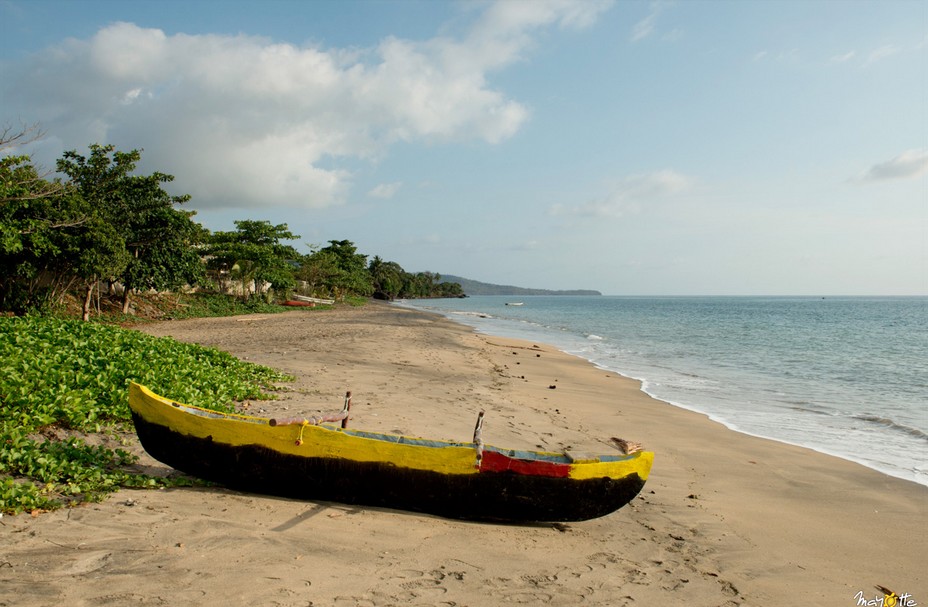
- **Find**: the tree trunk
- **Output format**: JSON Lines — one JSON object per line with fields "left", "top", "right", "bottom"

{"left": 123, "top": 248, "right": 138, "bottom": 313}
{"left": 121, "top": 286, "right": 132, "bottom": 314}
{"left": 82, "top": 282, "right": 94, "bottom": 321}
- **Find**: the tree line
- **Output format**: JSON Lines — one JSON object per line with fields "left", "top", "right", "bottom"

{"left": 0, "top": 124, "right": 463, "bottom": 318}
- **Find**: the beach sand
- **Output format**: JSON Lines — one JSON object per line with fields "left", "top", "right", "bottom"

{"left": 2, "top": 302, "right": 924, "bottom": 606}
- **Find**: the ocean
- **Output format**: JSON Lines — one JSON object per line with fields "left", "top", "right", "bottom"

{"left": 397, "top": 296, "right": 927, "bottom": 487}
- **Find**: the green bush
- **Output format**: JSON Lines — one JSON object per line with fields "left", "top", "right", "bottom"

{"left": 0, "top": 316, "right": 293, "bottom": 514}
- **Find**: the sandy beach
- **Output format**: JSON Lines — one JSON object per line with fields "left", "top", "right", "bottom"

{"left": 2, "top": 302, "right": 925, "bottom": 606}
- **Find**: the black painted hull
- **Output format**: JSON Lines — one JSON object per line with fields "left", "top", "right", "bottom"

{"left": 132, "top": 412, "right": 647, "bottom": 522}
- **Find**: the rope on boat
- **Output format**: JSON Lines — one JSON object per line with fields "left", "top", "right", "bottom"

{"left": 270, "top": 411, "right": 348, "bottom": 427}
{"left": 473, "top": 410, "right": 485, "bottom": 469}
{"left": 269, "top": 391, "right": 352, "bottom": 446}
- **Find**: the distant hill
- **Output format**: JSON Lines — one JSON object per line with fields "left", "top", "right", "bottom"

{"left": 440, "top": 275, "right": 601, "bottom": 297}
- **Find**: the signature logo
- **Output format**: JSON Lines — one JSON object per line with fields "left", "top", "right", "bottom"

{"left": 855, "top": 587, "right": 918, "bottom": 607}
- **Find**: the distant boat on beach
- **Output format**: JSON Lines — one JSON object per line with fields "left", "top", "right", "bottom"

{"left": 292, "top": 294, "right": 335, "bottom": 305}
{"left": 128, "top": 383, "right": 653, "bottom": 523}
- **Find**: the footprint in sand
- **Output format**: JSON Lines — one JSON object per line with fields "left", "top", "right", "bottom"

{"left": 91, "top": 593, "right": 151, "bottom": 605}
{"left": 61, "top": 551, "right": 112, "bottom": 576}
{"left": 506, "top": 591, "right": 555, "bottom": 603}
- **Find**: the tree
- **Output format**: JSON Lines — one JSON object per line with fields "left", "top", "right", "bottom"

{"left": 115, "top": 173, "right": 205, "bottom": 313}
{"left": 433, "top": 280, "right": 464, "bottom": 298}
{"left": 0, "top": 162, "right": 87, "bottom": 313}
{"left": 317, "top": 240, "right": 372, "bottom": 298}
{"left": 207, "top": 220, "right": 300, "bottom": 302}
{"left": 296, "top": 247, "right": 341, "bottom": 297}
{"left": 0, "top": 125, "right": 86, "bottom": 313}
{"left": 55, "top": 144, "right": 204, "bottom": 317}
{"left": 368, "top": 255, "right": 404, "bottom": 300}
{"left": 407, "top": 272, "right": 437, "bottom": 298}
{"left": 70, "top": 216, "right": 132, "bottom": 320}
{"left": 56, "top": 145, "right": 139, "bottom": 319}
{"left": 0, "top": 124, "right": 67, "bottom": 210}
{"left": 120, "top": 205, "right": 207, "bottom": 313}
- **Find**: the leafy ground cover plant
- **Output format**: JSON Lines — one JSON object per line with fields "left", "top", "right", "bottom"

{"left": 0, "top": 316, "right": 293, "bottom": 514}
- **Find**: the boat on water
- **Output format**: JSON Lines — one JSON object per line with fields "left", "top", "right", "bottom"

{"left": 128, "top": 383, "right": 653, "bottom": 522}
{"left": 505, "top": 302, "right": 524, "bottom": 306}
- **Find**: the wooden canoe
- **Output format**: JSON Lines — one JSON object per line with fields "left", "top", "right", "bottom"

{"left": 128, "top": 383, "right": 653, "bottom": 522}
{"left": 292, "top": 294, "right": 335, "bottom": 305}
{"left": 282, "top": 300, "right": 316, "bottom": 307}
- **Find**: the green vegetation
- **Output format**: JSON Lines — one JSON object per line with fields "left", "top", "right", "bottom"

{"left": 2, "top": 138, "right": 208, "bottom": 318}
{"left": 0, "top": 315, "right": 292, "bottom": 514}
{"left": 206, "top": 220, "right": 300, "bottom": 303}
{"left": 55, "top": 144, "right": 204, "bottom": 320}
{"left": 2, "top": 124, "right": 463, "bottom": 319}
{"left": 0, "top": 123, "right": 463, "bottom": 515}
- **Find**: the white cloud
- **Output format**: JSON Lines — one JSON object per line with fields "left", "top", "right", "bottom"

{"left": 368, "top": 182, "right": 403, "bottom": 199}
{"left": 829, "top": 51, "right": 856, "bottom": 64}
{"left": 551, "top": 170, "right": 690, "bottom": 218}
{"left": 753, "top": 48, "right": 800, "bottom": 63}
{"left": 863, "top": 44, "right": 900, "bottom": 67}
{"left": 119, "top": 87, "right": 144, "bottom": 104}
{"left": 630, "top": 1, "right": 672, "bottom": 43}
{"left": 2, "top": 1, "right": 611, "bottom": 210}
{"left": 860, "top": 149, "right": 928, "bottom": 182}
{"left": 478, "top": 0, "right": 612, "bottom": 36}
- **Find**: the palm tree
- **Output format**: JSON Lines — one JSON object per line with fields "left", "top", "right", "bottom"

{"left": 368, "top": 256, "right": 404, "bottom": 299}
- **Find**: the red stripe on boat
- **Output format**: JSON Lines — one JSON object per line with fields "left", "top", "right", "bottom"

{"left": 479, "top": 450, "right": 570, "bottom": 478}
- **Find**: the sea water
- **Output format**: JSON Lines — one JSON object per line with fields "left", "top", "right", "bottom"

{"left": 397, "top": 296, "right": 927, "bottom": 486}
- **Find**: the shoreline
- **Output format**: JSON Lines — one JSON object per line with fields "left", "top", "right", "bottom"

{"left": 2, "top": 302, "right": 925, "bottom": 606}
{"left": 399, "top": 298, "right": 927, "bottom": 488}
{"left": 632, "top": 377, "right": 927, "bottom": 488}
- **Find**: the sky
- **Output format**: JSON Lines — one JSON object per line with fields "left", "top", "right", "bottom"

{"left": 1, "top": 0, "right": 926, "bottom": 295}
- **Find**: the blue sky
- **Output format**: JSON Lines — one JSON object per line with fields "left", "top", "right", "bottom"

{"left": 2, "top": 0, "right": 925, "bottom": 295}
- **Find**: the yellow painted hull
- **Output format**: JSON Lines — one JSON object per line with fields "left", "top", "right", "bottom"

{"left": 128, "top": 383, "right": 653, "bottom": 522}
